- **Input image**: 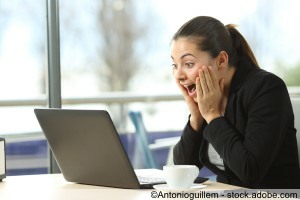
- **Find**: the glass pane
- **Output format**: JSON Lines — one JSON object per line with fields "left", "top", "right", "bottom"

{"left": 59, "top": 0, "right": 300, "bottom": 169}
{"left": 59, "top": 0, "right": 300, "bottom": 103}
{"left": 2, "top": 0, "right": 299, "bottom": 175}
{"left": 0, "top": 0, "right": 47, "bottom": 175}
{"left": 2, "top": 0, "right": 299, "bottom": 174}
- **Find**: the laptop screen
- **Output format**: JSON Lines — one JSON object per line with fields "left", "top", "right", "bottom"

{"left": 34, "top": 108, "right": 141, "bottom": 189}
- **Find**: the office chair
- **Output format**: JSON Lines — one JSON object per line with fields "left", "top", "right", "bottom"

{"left": 128, "top": 111, "right": 157, "bottom": 169}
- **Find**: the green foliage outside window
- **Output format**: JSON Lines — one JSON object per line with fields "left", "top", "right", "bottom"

{"left": 275, "top": 62, "right": 300, "bottom": 86}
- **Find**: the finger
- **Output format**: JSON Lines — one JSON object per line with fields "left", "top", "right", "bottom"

{"left": 198, "top": 68, "right": 208, "bottom": 95}
{"left": 202, "top": 66, "right": 214, "bottom": 92}
{"left": 196, "top": 77, "right": 203, "bottom": 99}
{"left": 208, "top": 66, "right": 219, "bottom": 89}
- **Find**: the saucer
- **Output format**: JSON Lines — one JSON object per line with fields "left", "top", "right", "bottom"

{"left": 153, "top": 183, "right": 206, "bottom": 192}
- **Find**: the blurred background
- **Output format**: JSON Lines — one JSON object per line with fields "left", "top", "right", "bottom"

{"left": 1, "top": 0, "right": 300, "bottom": 177}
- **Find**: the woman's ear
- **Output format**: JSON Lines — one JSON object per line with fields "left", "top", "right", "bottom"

{"left": 217, "top": 51, "right": 229, "bottom": 70}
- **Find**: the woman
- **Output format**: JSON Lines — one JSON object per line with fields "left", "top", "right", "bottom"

{"left": 172, "top": 16, "right": 300, "bottom": 189}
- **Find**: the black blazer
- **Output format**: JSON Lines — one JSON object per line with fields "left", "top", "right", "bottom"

{"left": 173, "top": 59, "right": 300, "bottom": 189}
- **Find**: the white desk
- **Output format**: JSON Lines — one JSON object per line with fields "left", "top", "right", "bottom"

{"left": 0, "top": 174, "right": 240, "bottom": 200}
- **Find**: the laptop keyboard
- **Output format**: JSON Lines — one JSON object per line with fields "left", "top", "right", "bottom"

{"left": 137, "top": 176, "right": 165, "bottom": 184}
{"left": 135, "top": 169, "right": 165, "bottom": 184}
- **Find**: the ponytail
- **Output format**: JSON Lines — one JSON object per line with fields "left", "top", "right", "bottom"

{"left": 226, "top": 24, "right": 259, "bottom": 68}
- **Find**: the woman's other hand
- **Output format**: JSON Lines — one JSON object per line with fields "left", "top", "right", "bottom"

{"left": 196, "top": 65, "right": 224, "bottom": 123}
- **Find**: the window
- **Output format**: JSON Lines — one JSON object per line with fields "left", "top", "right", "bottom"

{"left": 1, "top": 0, "right": 299, "bottom": 174}
{"left": 0, "top": 0, "right": 47, "bottom": 175}
{"left": 59, "top": 0, "right": 300, "bottom": 130}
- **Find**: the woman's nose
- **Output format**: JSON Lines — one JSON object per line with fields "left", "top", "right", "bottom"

{"left": 173, "top": 67, "right": 186, "bottom": 80}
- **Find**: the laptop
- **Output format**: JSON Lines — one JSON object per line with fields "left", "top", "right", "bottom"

{"left": 34, "top": 108, "right": 167, "bottom": 189}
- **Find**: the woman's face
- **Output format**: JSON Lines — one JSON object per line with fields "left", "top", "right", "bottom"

{"left": 171, "top": 38, "right": 219, "bottom": 102}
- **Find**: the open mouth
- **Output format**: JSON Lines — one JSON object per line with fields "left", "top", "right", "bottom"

{"left": 186, "top": 84, "right": 196, "bottom": 95}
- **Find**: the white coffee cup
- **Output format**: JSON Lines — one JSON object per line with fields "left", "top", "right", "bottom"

{"left": 163, "top": 165, "right": 199, "bottom": 189}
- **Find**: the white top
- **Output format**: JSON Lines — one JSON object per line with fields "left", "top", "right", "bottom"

{"left": 208, "top": 143, "right": 225, "bottom": 170}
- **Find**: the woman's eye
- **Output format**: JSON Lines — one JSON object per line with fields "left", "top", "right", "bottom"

{"left": 185, "top": 62, "right": 194, "bottom": 67}
{"left": 171, "top": 63, "right": 177, "bottom": 69}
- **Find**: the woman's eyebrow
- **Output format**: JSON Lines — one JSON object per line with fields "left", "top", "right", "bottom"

{"left": 171, "top": 53, "right": 197, "bottom": 60}
{"left": 180, "top": 53, "right": 197, "bottom": 59}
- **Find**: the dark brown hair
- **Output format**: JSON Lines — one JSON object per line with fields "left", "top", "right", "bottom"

{"left": 172, "top": 16, "right": 259, "bottom": 68}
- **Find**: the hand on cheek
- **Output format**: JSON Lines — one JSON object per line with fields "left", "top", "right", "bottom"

{"left": 196, "top": 65, "right": 224, "bottom": 123}
{"left": 176, "top": 80, "right": 204, "bottom": 131}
